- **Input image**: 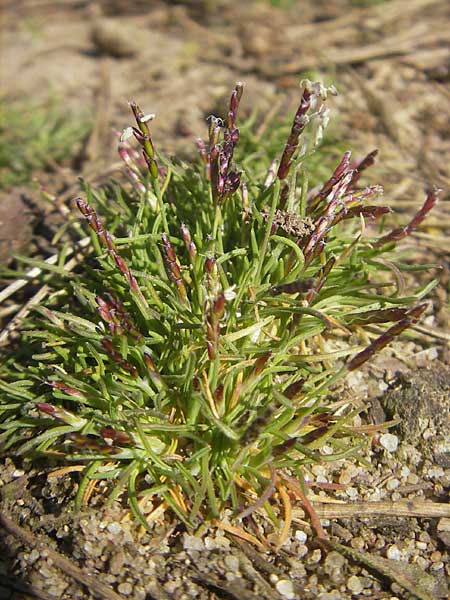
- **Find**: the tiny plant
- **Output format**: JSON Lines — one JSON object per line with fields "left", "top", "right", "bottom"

{"left": 0, "top": 81, "right": 439, "bottom": 535}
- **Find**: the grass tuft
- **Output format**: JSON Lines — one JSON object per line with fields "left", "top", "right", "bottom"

{"left": 0, "top": 99, "right": 90, "bottom": 188}
{"left": 0, "top": 80, "right": 439, "bottom": 534}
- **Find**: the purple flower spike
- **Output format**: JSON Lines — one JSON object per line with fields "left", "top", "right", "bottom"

{"left": 76, "top": 197, "right": 115, "bottom": 252}
{"left": 47, "top": 381, "right": 84, "bottom": 397}
{"left": 347, "top": 304, "right": 427, "bottom": 371}
{"left": 334, "top": 204, "right": 391, "bottom": 227}
{"left": 308, "top": 151, "right": 352, "bottom": 213}
{"left": 181, "top": 223, "right": 197, "bottom": 262}
{"left": 277, "top": 86, "right": 312, "bottom": 181}
{"left": 101, "top": 427, "right": 131, "bottom": 445}
{"left": 161, "top": 233, "right": 189, "bottom": 305}
{"left": 125, "top": 167, "right": 146, "bottom": 193}
{"left": 227, "top": 81, "right": 244, "bottom": 130}
{"left": 284, "top": 379, "right": 305, "bottom": 400}
{"left": 101, "top": 339, "right": 137, "bottom": 376}
{"left": 375, "top": 188, "right": 441, "bottom": 247}
{"left": 205, "top": 292, "right": 226, "bottom": 359}
{"left": 77, "top": 198, "right": 151, "bottom": 312}
{"left": 37, "top": 400, "right": 86, "bottom": 427}
{"left": 96, "top": 295, "right": 142, "bottom": 340}
{"left": 36, "top": 402, "right": 56, "bottom": 416}
{"left": 208, "top": 117, "right": 222, "bottom": 148}
{"left": 205, "top": 256, "right": 216, "bottom": 275}
{"left": 209, "top": 144, "right": 221, "bottom": 203}
{"left": 128, "top": 100, "right": 158, "bottom": 179}
{"left": 349, "top": 149, "right": 378, "bottom": 187}
{"left": 200, "top": 84, "right": 244, "bottom": 204}
{"left": 223, "top": 170, "right": 241, "bottom": 197}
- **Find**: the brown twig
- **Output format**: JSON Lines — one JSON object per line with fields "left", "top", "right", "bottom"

{"left": 211, "top": 519, "right": 268, "bottom": 551}
{"left": 312, "top": 500, "right": 450, "bottom": 519}
{"left": 0, "top": 285, "right": 49, "bottom": 346}
{"left": 0, "top": 574, "right": 56, "bottom": 600}
{"left": 0, "top": 237, "right": 91, "bottom": 346}
{"left": 0, "top": 237, "right": 91, "bottom": 305}
{"left": 0, "top": 511, "right": 124, "bottom": 600}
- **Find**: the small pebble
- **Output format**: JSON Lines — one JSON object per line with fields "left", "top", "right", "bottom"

{"left": 427, "top": 466, "right": 445, "bottom": 479}
{"left": 386, "top": 545, "right": 401, "bottom": 560}
{"left": 117, "top": 582, "right": 133, "bottom": 596}
{"left": 430, "top": 550, "right": 442, "bottom": 562}
{"left": 318, "top": 591, "right": 341, "bottom": 600}
{"left": 380, "top": 433, "right": 398, "bottom": 453}
{"left": 386, "top": 478, "right": 400, "bottom": 491}
{"left": 29, "top": 549, "right": 40, "bottom": 564}
{"left": 308, "top": 573, "right": 318, "bottom": 591}
{"left": 307, "top": 549, "right": 322, "bottom": 564}
{"left": 378, "top": 381, "right": 388, "bottom": 392}
{"left": 400, "top": 466, "right": 410, "bottom": 478}
{"left": 107, "top": 522, "right": 122, "bottom": 535}
{"left": 350, "top": 537, "right": 365, "bottom": 550}
{"left": 110, "top": 550, "right": 126, "bottom": 575}
{"left": 419, "top": 531, "right": 431, "bottom": 543}
{"left": 339, "top": 467, "right": 355, "bottom": 485}
{"left": 324, "top": 551, "right": 346, "bottom": 573}
{"left": 368, "top": 489, "right": 381, "bottom": 501}
{"left": 312, "top": 465, "right": 327, "bottom": 478}
{"left": 275, "top": 579, "right": 295, "bottom": 599}
{"left": 346, "top": 487, "right": 358, "bottom": 499}
{"left": 415, "top": 556, "right": 429, "bottom": 569}
{"left": 423, "top": 428, "right": 433, "bottom": 440}
{"left": 347, "top": 575, "right": 363, "bottom": 594}
{"left": 316, "top": 474, "right": 328, "bottom": 483}
{"left": 224, "top": 554, "right": 239, "bottom": 572}
{"left": 437, "top": 518, "right": 450, "bottom": 532}
{"left": 182, "top": 534, "right": 204, "bottom": 551}
{"left": 374, "top": 536, "right": 385, "bottom": 550}
{"left": 415, "top": 347, "right": 438, "bottom": 367}
{"left": 163, "top": 581, "right": 178, "bottom": 594}
{"left": 416, "top": 541, "right": 427, "bottom": 550}
{"left": 39, "top": 566, "right": 53, "bottom": 579}
{"left": 407, "top": 472, "right": 419, "bottom": 484}
{"left": 295, "top": 530, "right": 307, "bottom": 543}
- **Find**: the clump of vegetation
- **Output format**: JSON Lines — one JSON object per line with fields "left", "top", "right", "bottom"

{"left": 0, "top": 99, "right": 90, "bottom": 188}
{"left": 0, "top": 81, "right": 439, "bottom": 535}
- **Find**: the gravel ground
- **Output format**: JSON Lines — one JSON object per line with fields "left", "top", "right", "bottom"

{"left": 1, "top": 361, "right": 449, "bottom": 600}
